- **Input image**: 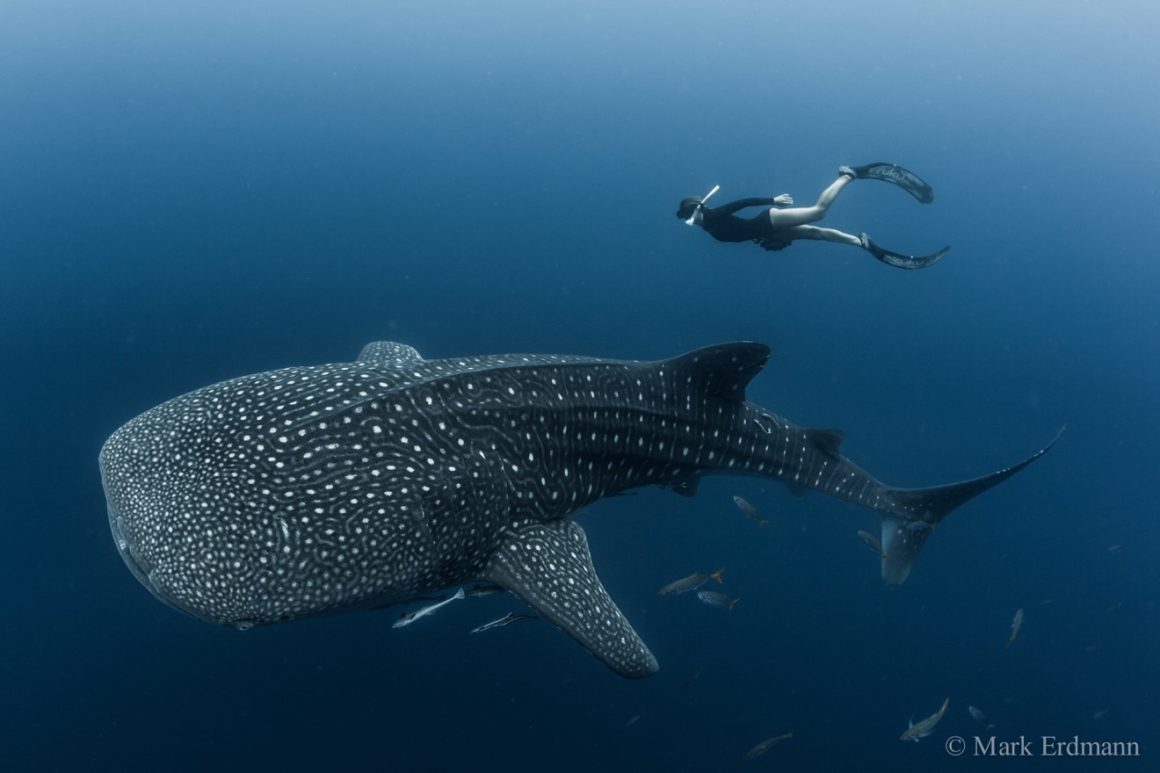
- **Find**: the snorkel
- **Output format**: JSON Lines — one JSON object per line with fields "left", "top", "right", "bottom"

{"left": 683, "top": 184, "right": 720, "bottom": 225}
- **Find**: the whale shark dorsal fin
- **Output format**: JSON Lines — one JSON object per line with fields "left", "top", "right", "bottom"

{"left": 484, "top": 520, "right": 658, "bottom": 679}
{"left": 665, "top": 342, "right": 771, "bottom": 402}
{"left": 357, "top": 341, "right": 425, "bottom": 367}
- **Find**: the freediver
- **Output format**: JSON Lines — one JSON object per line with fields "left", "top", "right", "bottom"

{"left": 676, "top": 163, "right": 949, "bottom": 269}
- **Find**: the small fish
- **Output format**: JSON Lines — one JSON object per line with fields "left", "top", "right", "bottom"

{"left": 658, "top": 567, "right": 725, "bottom": 595}
{"left": 900, "top": 697, "right": 950, "bottom": 742}
{"left": 624, "top": 714, "right": 642, "bottom": 728}
{"left": 697, "top": 590, "right": 739, "bottom": 610}
{"left": 743, "top": 731, "right": 793, "bottom": 760}
{"left": 1106, "top": 544, "right": 1123, "bottom": 554}
{"left": 1004, "top": 608, "right": 1024, "bottom": 649}
{"left": 1106, "top": 601, "right": 1123, "bottom": 613}
{"left": 856, "top": 529, "right": 885, "bottom": 558}
{"left": 469, "top": 612, "right": 537, "bottom": 634}
{"left": 392, "top": 587, "right": 465, "bottom": 628}
{"left": 465, "top": 583, "right": 503, "bottom": 598}
{"left": 681, "top": 669, "right": 702, "bottom": 689}
{"left": 968, "top": 705, "right": 995, "bottom": 730}
{"left": 732, "top": 496, "right": 769, "bottom": 528}
{"left": 1092, "top": 707, "right": 1110, "bottom": 721}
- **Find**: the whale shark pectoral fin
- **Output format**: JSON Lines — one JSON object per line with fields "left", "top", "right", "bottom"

{"left": 357, "top": 341, "right": 425, "bottom": 366}
{"left": 664, "top": 342, "right": 771, "bottom": 402}
{"left": 484, "top": 520, "right": 659, "bottom": 679}
{"left": 880, "top": 517, "right": 934, "bottom": 586}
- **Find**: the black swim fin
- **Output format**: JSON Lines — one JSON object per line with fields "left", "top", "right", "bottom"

{"left": 861, "top": 234, "right": 949, "bottom": 270}
{"left": 849, "top": 162, "right": 935, "bottom": 204}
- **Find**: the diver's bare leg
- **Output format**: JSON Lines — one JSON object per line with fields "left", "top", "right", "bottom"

{"left": 767, "top": 174, "right": 853, "bottom": 228}
{"left": 785, "top": 225, "right": 863, "bottom": 247}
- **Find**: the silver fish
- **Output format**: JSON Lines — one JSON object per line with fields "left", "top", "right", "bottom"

{"left": 968, "top": 705, "right": 995, "bottom": 730}
{"left": 469, "top": 611, "right": 537, "bottom": 634}
{"left": 857, "top": 529, "right": 884, "bottom": 556}
{"left": 744, "top": 731, "right": 793, "bottom": 760}
{"left": 732, "top": 495, "right": 768, "bottom": 528}
{"left": 658, "top": 567, "right": 725, "bottom": 595}
{"left": 696, "top": 590, "right": 739, "bottom": 610}
{"left": 1004, "top": 608, "right": 1024, "bottom": 649}
{"left": 392, "top": 587, "right": 465, "bottom": 629}
{"left": 900, "top": 697, "right": 949, "bottom": 742}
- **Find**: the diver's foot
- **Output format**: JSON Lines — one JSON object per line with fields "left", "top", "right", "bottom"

{"left": 838, "top": 165, "right": 856, "bottom": 179}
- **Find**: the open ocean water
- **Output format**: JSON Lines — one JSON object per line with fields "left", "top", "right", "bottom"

{"left": 2, "top": 2, "right": 1157, "bottom": 770}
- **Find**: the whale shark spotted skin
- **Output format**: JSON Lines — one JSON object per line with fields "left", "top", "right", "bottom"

{"left": 100, "top": 341, "right": 1057, "bottom": 678}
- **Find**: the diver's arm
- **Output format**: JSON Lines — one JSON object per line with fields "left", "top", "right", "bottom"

{"left": 715, "top": 197, "right": 779, "bottom": 215}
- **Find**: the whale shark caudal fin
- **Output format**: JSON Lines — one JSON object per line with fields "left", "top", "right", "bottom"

{"left": 878, "top": 428, "right": 1064, "bottom": 585}
{"left": 484, "top": 520, "right": 659, "bottom": 678}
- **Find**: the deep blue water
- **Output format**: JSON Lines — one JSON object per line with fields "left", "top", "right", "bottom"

{"left": 2, "top": 2, "right": 1157, "bottom": 770}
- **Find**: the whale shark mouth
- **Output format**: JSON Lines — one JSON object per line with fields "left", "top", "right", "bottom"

{"left": 106, "top": 503, "right": 209, "bottom": 621}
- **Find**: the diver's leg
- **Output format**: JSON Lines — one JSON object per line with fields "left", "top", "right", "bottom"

{"left": 767, "top": 174, "right": 853, "bottom": 228}
{"left": 786, "top": 225, "right": 863, "bottom": 247}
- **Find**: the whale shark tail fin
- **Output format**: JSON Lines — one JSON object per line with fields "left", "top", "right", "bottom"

{"left": 877, "top": 428, "right": 1064, "bottom": 585}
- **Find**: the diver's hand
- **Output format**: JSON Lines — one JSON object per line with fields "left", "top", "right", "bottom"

{"left": 774, "top": 194, "right": 793, "bottom": 205}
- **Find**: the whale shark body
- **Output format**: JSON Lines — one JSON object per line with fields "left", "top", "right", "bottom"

{"left": 100, "top": 340, "right": 1056, "bottom": 677}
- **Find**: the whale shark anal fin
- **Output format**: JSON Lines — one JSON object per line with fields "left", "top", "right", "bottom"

{"left": 484, "top": 520, "right": 658, "bottom": 678}
{"left": 357, "top": 340, "right": 425, "bottom": 366}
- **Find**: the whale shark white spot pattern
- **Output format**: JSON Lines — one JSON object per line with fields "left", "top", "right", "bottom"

{"left": 99, "top": 340, "right": 1058, "bottom": 677}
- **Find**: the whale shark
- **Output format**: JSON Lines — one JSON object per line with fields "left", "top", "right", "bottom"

{"left": 100, "top": 340, "right": 1057, "bottom": 678}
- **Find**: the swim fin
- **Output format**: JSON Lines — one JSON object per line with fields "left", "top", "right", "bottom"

{"left": 848, "top": 162, "right": 935, "bottom": 204}
{"left": 861, "top": 234, "right": 949, "bottom": 270}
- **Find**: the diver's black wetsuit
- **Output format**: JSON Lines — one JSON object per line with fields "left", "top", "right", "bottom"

{"left": 699, "top": 198, "right": 798, "bottom": 250}
{"left": 699, "top": 198, "right": 780, "bottom": 243}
